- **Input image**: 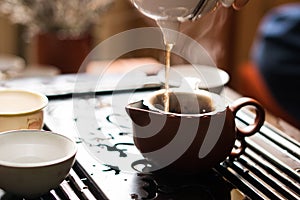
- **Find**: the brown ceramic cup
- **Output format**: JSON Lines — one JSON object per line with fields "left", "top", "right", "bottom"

{"left": 126, "top": 89, "right": 265, "bottom": 174}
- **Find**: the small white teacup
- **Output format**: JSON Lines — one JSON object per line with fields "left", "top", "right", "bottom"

{"left": 0, "top": 89, "right": 48, "bottom": 132}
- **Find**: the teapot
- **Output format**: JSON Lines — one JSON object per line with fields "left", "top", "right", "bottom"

{"left": 126, "top": 88, "right": 265, "bottom": 174}
{"left": 130, "top": 0, "right": 236, "bottom": 22}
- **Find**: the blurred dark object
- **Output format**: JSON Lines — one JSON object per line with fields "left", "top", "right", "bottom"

{"left": 238, "top": 3, "right": 300, "bottom": 129}
{"left": 36, "top": 32, "right": 92, "bottom": 74}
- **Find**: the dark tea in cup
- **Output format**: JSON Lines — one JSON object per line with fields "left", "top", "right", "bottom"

{"left": 144, "top": 89, "right": 216, "bottom": 115}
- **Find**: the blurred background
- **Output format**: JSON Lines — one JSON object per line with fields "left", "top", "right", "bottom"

{"left": 0, "top": 0, "right": 297, "bottom": 82}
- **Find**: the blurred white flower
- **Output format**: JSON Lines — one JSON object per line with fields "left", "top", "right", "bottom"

{"left": 0, "top": 0, "right": 114, "bottom": 38}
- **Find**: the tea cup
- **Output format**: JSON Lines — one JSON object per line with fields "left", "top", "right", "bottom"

{"left": 0, "top": 89, "right": 48, "bottom": 132}
{"left": 0, "top": 130, "right": 77, "bottom": 198}
{"left": 126, "top": 88, "right": 265, "bottom": 174}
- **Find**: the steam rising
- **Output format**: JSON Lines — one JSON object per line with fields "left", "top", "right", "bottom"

{"left": 178, "top": 5, "right": 233, "bottom": 66}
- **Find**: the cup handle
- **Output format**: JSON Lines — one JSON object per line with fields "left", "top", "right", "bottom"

{"left": 229, "top": 97, "right": 265, "bottom": 157}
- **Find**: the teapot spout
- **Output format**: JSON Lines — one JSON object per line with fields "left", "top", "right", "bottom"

{"left": 126, "top": 100, "right": 149, "bottom": 111}
{"left": 125, "top": 100, "right": 152, "bottom": 126}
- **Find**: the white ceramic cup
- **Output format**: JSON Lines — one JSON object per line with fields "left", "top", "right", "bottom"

{"left": 0, "top": 89, "right": 48, "bottom": 132}
{"left": 0, "top": 130, "right": 77, "bottom": 198}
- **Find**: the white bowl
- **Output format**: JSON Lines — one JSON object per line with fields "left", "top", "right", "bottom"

{"left": 158, "top": 64, "right": 230, "bottom": 94}
{"left": 0, "top": 130, "right": 77, "bottom": 198}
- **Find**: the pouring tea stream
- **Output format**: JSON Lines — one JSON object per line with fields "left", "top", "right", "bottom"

{"left": 130, "top": 0, "right": 236, "bottom": 111}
